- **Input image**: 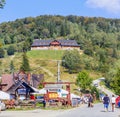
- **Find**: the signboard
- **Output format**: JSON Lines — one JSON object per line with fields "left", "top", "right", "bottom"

{"left": 48, "top": 92, "right": 59, "bottom": 98}
{"left": 18, "top": 89, "right": 26, "bottom": 94}
{"left": 45, "top": 84, "right": 62, "bottom": 90}
{"left": 48, "top": 89, "right": 59, "bottom": 92}
{"left": 61, "top": 94, "right": 67, "bottom": 98}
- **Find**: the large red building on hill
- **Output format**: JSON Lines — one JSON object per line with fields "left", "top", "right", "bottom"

{"left": 31, "top": 39, "right": 80, "bottom": 50}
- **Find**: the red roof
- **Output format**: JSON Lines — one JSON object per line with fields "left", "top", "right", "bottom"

{"left": 1, "top": 74, "right": 14, "bottom": 92}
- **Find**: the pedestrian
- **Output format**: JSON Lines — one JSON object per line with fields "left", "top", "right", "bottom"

{"left": 88, "top": 94, "right": 93, "bottom": 107}
{"left": 111, "top": 95, "right": 116, "bottom": 112}
{"left": 103, "top": 94, "right": 110, "bottom": 112}
{"left": 43, "top": 99, "right": 46, "bottom": 108}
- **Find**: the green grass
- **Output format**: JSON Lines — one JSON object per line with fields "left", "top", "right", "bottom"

{"left": 27, "top": 50, "right": 64, "bottom": 60}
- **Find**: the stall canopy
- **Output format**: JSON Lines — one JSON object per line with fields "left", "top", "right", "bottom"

{"left": 0, "top": 91, "right": 10, "bottom": 100}
{"left": 60, "top": 89, "right": 69, "bottom": 94}
{"left": 31, "top": 88, "right": 47, "bottom": 95}
{"left": 70, "top": 93, "right": 80, "bottom": 100}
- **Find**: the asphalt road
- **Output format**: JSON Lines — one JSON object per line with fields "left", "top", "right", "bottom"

{"left": 0, "top": 103, "right": 119, "bottom": 117}
{"left": 56, "top": 103, "right": 120, "bottom": 117}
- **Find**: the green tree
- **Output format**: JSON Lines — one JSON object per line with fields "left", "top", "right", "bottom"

{"left": 22, "top": 40, "right": 31, "bottom": 52}
{"left": 10, "top": 60, "right": 14, "bottom": 73}
{"left": 62, "top": 49, "right": 81, "bottom": 73}
{"left": 112, "top": 48, "right": 118, "bottom": 58}
{"left": 20, "top": 52, "right": 31, "bottom": 72}
{"left": 0, "top": 0, "right": 5, "bottom": 8}
{"left": 111, "top": 68, "right": 120, "bottom": 95}
{"left": 0, "top": 48, "right": 5, "bottom": 58}
{"left": 7, "top": 45, "right": 15, "bottom": 55}
{"left": 76, "top": 71, "right": 92, "bottom": 92}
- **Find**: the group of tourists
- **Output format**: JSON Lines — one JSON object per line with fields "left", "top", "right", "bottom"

{"left": 87, "top": 93, "right": 117, "bottom": 112}
{"left": 103, "top": 94, "right": 116, "bottom": 112}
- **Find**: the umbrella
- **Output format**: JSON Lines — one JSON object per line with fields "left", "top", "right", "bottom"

{"left": 0, "top": 91, "right": 10, "bottom": 100}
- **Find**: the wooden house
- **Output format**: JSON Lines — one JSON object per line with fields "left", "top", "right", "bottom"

{"left": 31, "top": 39, "right": 80, "bottom": 50}
{"left": 1, "top": 71, "right": 44, "bottom": 100}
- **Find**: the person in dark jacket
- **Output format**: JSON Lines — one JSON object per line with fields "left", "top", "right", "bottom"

{"left": 43, "top": 100, "right": 46, "bottom": 108}
{"left": 88, "top": 95, "right": 93, "bottom": 107}
{"left": 103, "top": 94, "right": 110, "bottom": 112}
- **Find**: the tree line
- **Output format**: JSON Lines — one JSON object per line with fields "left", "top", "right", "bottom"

{"left": 0, "top": 15, "right": 120, "bottom": 53}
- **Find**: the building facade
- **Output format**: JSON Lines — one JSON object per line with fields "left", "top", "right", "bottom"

{"left": 31, "top": 39, "right": 80, "bottom": 51}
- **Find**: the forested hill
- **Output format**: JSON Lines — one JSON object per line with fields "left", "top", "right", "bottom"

{"left": 0, "top": 15, "right": 120, "bottom": 52}
{"left": 0, "top": 15, "right": 120, "bottom": 59}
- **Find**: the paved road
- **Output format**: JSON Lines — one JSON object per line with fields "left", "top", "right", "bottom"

{"left": 56, "top": 103, "right": 120, "bottom": 117}
{"left": 0, "top": 103, "right": 119, "bottom": 117}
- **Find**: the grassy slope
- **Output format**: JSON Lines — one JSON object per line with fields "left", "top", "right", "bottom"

{"left": 0, "top": 50, "right": 102, "bottom": 93}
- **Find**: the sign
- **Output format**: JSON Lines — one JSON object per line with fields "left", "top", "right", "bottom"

{"left": 48, "top": 89, "right": 59, "bottom": 92}
{"left": 45, "top": 84, "right": 62, "bottom": 90}
{"left": 18, "top": 89, "right": 26, "bottom": 94}
{"left": 48, "top": 93, "right": 58, "bottom": 98}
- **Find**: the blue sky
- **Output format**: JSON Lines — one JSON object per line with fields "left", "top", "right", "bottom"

{"left": 0, "top": 0, "right": 120, "bottom": 23}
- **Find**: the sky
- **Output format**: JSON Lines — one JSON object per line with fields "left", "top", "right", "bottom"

{"left": 0, "top": 0, "right": 120, "bottom": 23}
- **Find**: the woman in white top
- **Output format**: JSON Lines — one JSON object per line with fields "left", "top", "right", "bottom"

{"left": 111, "top": 95, "right": 116, "bottom": 112}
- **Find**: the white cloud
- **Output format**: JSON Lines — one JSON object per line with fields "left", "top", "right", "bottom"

{"left": 86, "top": 0, "right": 120, "bottom": 14}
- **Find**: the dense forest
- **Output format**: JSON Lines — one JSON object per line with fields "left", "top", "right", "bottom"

{"left": 0, "top": 15, "right": 120, "bottom": 87}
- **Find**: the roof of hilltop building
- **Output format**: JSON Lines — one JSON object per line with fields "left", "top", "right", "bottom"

{"left": 31, "top": 39, "right": 80, "bottom": 47}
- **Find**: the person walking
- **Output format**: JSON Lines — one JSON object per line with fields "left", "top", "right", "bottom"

{"left": 111, "top": 95, "right": 116, "bottom": 112}
{"left": 103, "top": 94, "right": 110, "bottom": 112}
{"left": 88, "top": 94, "right": 93, "bottom": 107}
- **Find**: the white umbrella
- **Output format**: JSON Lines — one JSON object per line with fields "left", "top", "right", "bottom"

{"left": 0, "top": 91, "right": 10, "bottom": 100}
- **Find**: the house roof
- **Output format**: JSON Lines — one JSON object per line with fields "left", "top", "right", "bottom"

{"left": 32, "top": 74, "right": 44, "bottom": 88}
{"left": 1, "top": 73, "right": 44, "bottom": 92}
{"left": 8, "top": 81, "right": 37, "bottom": 94}
{"left": 1, "top": 74, "right": 14, "bottom": 92}
{"left": 31, "top": 39, "right": 80, "bottom": 47}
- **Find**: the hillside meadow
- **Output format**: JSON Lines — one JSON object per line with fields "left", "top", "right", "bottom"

{"left": 0, "top": 50, "right": 102, "bottom": 93}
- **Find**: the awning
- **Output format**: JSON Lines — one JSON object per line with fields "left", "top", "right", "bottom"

{"left": 31, "top": 88, "right": 47, "bottom": 95}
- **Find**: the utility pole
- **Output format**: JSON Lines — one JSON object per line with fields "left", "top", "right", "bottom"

{"left": 57, "top": 60, "right": 61, "bottom": 82}
{"left": 57, "top": 60, "right": 65, "bottom": 82}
